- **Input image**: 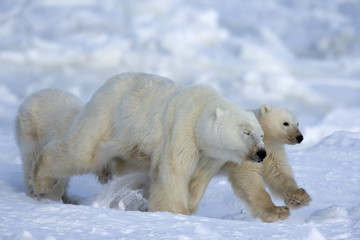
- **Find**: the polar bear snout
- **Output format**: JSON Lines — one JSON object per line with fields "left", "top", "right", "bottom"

{"left": 296, "top": 135, "right": 303, "bottom": 143}
{"left": 256, "top": 149, "right": 267, "bottom": 162}
{"left": 287, "top": 128, "right": 303, "bottom": 145}
{"left": 248, "top": 148, "right": 267, "bottom": 163}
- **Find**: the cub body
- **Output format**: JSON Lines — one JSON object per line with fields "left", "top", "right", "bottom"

{"left": 15, "top": 89, "right": 83, "bottom": 203}
{"left": 226, "top": 104, "right": 311, "bottom": 222}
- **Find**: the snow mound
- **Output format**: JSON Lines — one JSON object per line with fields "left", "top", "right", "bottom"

{"left": 306, "top": 205, "right": 349, "bottom": 224}
{"left": 304, "top": 109, "right": 360, "bottom": 147}
{"left": 311, "top": 131, "right": 360, "bottom": 154}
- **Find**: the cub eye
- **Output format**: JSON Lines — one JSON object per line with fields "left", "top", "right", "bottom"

{"left": 243, "top": 129, "right": 250, "bottom": 135}
{"left": 283, "top": 122, "right": 289, "bottom": 126}
{"left": 296, "top": 123, "right": 299, "bottom": 127}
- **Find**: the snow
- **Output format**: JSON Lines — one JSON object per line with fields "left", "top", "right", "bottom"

{"left": 0, "top": 0, "right": 359, "bottom": 239}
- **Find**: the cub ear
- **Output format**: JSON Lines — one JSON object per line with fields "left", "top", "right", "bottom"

{"left": 215, "top": 107, "right": 225, "bottom": 120}
{"left": 260, "top": 104, "right": 271, "bottom": 115}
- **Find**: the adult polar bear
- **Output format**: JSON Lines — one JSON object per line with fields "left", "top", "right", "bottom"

{"left": 102, "top": 105, "right": 307, "bottom": 221}
{"left": 29, "top": 72, "right": 266, "bottom": 214}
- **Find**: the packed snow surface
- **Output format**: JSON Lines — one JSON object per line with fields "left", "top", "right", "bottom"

{"left": 0, "top": 0, "right": 359, "bottom": 239}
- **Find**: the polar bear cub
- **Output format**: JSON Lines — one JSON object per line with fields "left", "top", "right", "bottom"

{"left": 226, "top": 104, "right": 311, "bottom": 222}
{"left": 28, "top": 72, "right": 266, "bottom": 214}
{"left": 15, "top": 89, "right": 83, "bottom": 203}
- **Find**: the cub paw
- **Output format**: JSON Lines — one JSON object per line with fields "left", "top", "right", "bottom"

{"left": 285, "top": 188, "right": 312, "bottom": 209}
{"left": 260, "top": 206, "right": 290, "bottom": 223}
{"left": 32, "top": 151, "right": 57, "bottom": 195}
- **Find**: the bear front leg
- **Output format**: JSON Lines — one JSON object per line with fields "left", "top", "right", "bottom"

{"left": 149, "top": 173, "right": 190, "bottom": 215}
{"left": 148, "top": 159, "right": 190, "bottom": 215}
{"left": 148, "top": 150, "right": 196, "bottom": 215}
{"left": 188, "top": 173, "right": 213, "bottom": 214}
{"left": 226, "top": 161, "right": 290, "bottom": 223}
{"left": 188, "top": 158, "right": 222, "bottom": 214}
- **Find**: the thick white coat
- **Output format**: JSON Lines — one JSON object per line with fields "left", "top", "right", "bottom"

{"left": 226, "top": 104, "right": 311, "bottom": 222}
{"left": 27, "top": 73, "right": 265, "bottom": 214}
{"left": 15, "top": 89, "right": 83, "bottom": 202}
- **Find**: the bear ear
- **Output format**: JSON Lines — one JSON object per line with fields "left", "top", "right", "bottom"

{"left": 215, "top": 107, "right": 225, "bottom": 120}
{"left": 261, "top": 104, "right": 271, "bottom": 115}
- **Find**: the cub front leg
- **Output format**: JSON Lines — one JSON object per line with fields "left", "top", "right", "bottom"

{"left": 32, "top": 147, "right": 59, "bottom": 194}
{"left": 284, "top": 188, "right": 311, "bottom": 209}
{"left": 226, "top": 161, "right": 290, "bottom": 223}
{"left": 32, "top": 148, "right": 70, "bottom": 202}
{"left": 262, "top": 154, "right": 312, "bottom": 208}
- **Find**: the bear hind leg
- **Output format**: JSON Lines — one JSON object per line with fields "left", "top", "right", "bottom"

{"left": 33, "top": 139, "right": 121, "bottom": 194}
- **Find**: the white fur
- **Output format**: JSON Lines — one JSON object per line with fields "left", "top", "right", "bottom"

{"left": 226, "top": 104, "right": 311, "bottom": 222}
{"left": 24, "top": 72, "right": 265, "bottom": 214}
{"left": 15, "top": 89, "right": 83, "bottom": 203}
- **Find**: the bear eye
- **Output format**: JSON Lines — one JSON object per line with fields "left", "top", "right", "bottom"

{"left": 297, "top": 123, "right": 299, "bottom": 127}
{"left": 243, "top": 129, "right": 250, "bottom": 135}
{"left": 283, "top": 122, "right": 289, "bottom": 126}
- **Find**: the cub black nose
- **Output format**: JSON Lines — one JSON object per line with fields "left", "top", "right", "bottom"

{"left": 256, "top": 149, "right": 267, "bottom": 161}
{"left": 296, "top": 135, "right": 304, "bottom": 143}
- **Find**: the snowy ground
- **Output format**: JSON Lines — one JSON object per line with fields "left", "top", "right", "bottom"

{"left": 0, "top": 0, "right": 360, "bottom": 239}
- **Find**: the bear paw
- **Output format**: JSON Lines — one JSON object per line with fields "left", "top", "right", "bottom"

{"left": 32, "top": 152, "right": 58, "bottom": 195}
{"left": 33, "top": 173, "right": 58, "bottom": 195}
{"left": 285, "top": 188, "right": 311, "bottom": 209}
{"left": 260, "top": 206, "right": 290, "bottom": 223}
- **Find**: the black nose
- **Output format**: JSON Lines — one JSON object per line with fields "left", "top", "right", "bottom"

{"left": 296, "top": 135, "right": 304, "bottom": 143}
{"left": 256, "top": 149, "right": 267, "bottom": 161}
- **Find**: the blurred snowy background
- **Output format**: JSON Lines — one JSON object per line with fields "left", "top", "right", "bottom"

{"left": 1, "top": 1, "right": 360, "bottom": 239}
{"left": 1, "top": 0, "right": 360, "bottom": 148}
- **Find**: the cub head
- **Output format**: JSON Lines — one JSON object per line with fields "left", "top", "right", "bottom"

{"left": 257, "top": 104, "right": 303, "bottom": 145}
{"left": 196, "top": 106, "right": 266, "bottom": 164}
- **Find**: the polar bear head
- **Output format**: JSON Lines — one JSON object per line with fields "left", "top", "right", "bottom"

{"left": 257, "top": 104, "right": 303, "bottom": 145}
{"left": 196, "top": 107, "right": 266, "bottom": 164}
